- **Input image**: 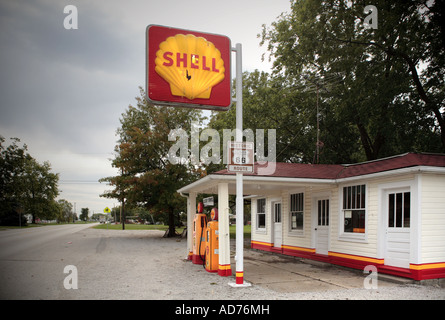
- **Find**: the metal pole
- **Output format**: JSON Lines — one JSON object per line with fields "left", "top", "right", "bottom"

{"left": 230, "top": 43, "right": 250, "bottom": 287}
{"left": 316, "top": 85, "right": 319, "bottom": 164}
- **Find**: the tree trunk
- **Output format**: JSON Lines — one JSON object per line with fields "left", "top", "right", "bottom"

{"left": 122, "top": 197, "right": 125, "bottom": 230}
{"left": 167, "top": 207, "right": 176, "bottom": 237}
{"left": 355, "top": 120, "right": 385, "bottom": 161}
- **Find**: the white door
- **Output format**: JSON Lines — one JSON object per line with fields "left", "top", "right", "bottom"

{"left": 273, "top": 202, "right": 282, "bottom": 248}
{"left": 385, "top": 190, "right": 411, "bottom": 268}
{"left": 315, "top": 199, "right": 329, "bottom": 255}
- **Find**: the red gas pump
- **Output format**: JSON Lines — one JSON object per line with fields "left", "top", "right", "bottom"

{"left": 192, "top": 203, "right": 207, "bottom": 264}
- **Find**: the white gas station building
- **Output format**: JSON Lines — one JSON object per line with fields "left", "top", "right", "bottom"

{"left": 178, "top": 153, "right": 445, "bottom": 281}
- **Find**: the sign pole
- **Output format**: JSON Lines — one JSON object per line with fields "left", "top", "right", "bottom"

{"left": 229, "top": 43, "right": 251, "bottom": 288}
{"left": 104, "top": 207, "right": 111, "bottom": 230}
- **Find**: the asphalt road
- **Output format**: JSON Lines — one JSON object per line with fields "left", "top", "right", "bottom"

{"left": 1, "top": 224, "right": 444, "bottom": 301}
{"left": 0, "top": 223, "right": 193, "bottom": 300}
{"left": 0, "top": 223, "right": 102, "bottom": 299}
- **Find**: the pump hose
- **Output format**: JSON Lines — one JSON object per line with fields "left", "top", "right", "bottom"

{"left": 199, "top": 220, "right": 206, "bottom": 269}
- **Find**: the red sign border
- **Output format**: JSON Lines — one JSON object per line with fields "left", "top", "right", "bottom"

{"left": 146, "top": 24, "right": 232, "bottom": 111}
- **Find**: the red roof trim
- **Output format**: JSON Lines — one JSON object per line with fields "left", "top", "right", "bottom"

{"left": 214, "top": 153, "right": 445, "bottom": 180}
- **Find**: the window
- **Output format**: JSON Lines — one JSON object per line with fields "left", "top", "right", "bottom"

{"left": 343, "top": 184, "right": 366, "bottom": 233}
{"left": 256, "top": 198, "right": 266, "bottom": 229}
{"left": 318, "top": 199, "right": 329, "bottom": 226}
{"left": 290, "top": 193, "right": 304, "bottom": 230}
{"left": 388, "top": 192, "right": 410, "bottom": 228}
{"left": 274, "top": 203, "right": 281, "bottom": 223}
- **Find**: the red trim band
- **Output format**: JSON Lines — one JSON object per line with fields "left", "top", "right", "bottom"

{"left": 251, "top": 241, "right": 445, "bottom": 280}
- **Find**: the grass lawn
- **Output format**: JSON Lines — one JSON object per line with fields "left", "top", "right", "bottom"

{"left": 93, "top": 223, "right": 251, "bottom": 239}
{"left": 0, "top": 221, "right": 96, "bottom": 229}
{"left": 229, "top": 224, "right": 251, "bottom": 239}
{"left": 93, "top": 223, "right": 183, "bottom": 232}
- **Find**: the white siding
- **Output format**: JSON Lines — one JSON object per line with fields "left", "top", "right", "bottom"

{"left": 421, "top": 174, "right": 445, "bottom": 263}
{"left": 331, "top": 174, "right": 415, "bottom": 260}
{"left": 282, "top": 188, "right": 312, "bottom": 249}
{"left": 251, "top": 196, "right": 272, "bottom": 244}
{"left": 330, "top": 182, "right": 377, "bottom": 258}
{"left": 249, "top": 171, "right": 445, "bottom": 268}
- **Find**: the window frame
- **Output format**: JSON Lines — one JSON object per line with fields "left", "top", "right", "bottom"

{"left": 289, "top": 191, "right": 304, "bottom": 235}
{"left": 256, "top": 198, "right": 266, "bottom": 232}
{"left": 340, "top": 184, "right": 368, "bottom": 242}
{"left": 388, "top": 191, "right": 411, "bottom": 229}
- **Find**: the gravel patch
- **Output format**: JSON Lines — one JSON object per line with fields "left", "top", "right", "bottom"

{"left": 66, "top": 228, "right": 445, "bottom": 300}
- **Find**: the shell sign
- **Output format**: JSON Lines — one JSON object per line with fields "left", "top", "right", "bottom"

{"left": 146, "top": 25, "right": 232, "bottom": 111}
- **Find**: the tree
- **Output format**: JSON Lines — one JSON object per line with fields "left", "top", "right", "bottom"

{"left": 57, "top": 199, "right": 73, "bottom": 223}
{"left": 80, "top": 208, "right": 89, "bottom": 221}
{"left": 259, "top": 0, "right": 444, "bottom": 161}
{"left": 100, "top": 87, "right": 205, "bottom": 236}
{"left": 21, "top": 156, "right": 59, "bottom": 223}
{"left": 0, "top": 136, "right": 60, "bottom": 225}
{"left": 209, "top": 70, "right": 361, "bottom": 165}
{"left": 0, "top": 137, "right": 28, "bottom": 225}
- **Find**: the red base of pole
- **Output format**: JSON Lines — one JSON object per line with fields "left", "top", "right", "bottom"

{"left": 218, "top": 264, "right": 232, "bottom": 276}
{"left": 236, "top": 272, "right": 243, "bottom": 284}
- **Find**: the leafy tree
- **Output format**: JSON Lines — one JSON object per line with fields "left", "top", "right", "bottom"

{"left": 100, "top": 87, "right": 205, "bottom": 236}
{"left": 57, "top": 199, "right": 73, "bottom": 223}
{"left": 258, "top": 0, "right": 444, "bottom": 161}
{"left": 80, "top": 207, "right": 89, "bottom": 221}
{"left": 209, "top": 70, "right": 362, "bottom": 165}
{"left": 0, "top": 136, "right": 59, "bottom": 225}
{"left": 21, "top": 156, "right": 59, "bottom": 223}
{"left": 0, "top": 137, "right": 28, "bottom": 225}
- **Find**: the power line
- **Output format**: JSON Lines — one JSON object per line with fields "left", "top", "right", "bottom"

{"left": 59, "top": 180, "right": 103, "bottom": 184}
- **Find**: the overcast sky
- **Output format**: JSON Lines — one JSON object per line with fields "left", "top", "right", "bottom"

{"left": 0, "top": 0, "right": 290, "bottom": 215}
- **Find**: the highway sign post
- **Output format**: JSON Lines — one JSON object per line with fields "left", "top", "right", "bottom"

{"left": 104, "top": 207, "right": 111, "bottom": 230}
{"left": 227, "top": 141, "right": 254, "bottom": 173}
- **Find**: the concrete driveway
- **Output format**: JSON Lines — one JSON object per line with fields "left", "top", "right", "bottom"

{"left": 240, "top": 246, "right": 411, "bottom": 293}
{"left": 2, "top": 226, "right": 442, "bottom": 300}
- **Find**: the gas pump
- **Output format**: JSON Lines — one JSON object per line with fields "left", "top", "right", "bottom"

{"left": 192, "top": 202, "right": 207, "bottom": 265}
{"left": 205, "top": 208, "right": 219, "bottom": 272}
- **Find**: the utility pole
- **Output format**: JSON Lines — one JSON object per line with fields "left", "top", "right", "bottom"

{"left": 122, "top": 197, "right": 125, "bottom": 230}
{"left": 303, "top": 75, "right": 324, "bottom": 164}
{"left": 316, "top": 84, "right": 320, "bottom": 164}
{"left": 121, "top": 167, "right": 125, "bottom": 230}
{"left": 303, "top": 73, "right": 344, "bottom": 164}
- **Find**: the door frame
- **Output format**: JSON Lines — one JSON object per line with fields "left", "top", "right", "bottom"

{"left": 383, "top": 187, "right": 411, "bottom": 268}
{"left": 271, "top": 198, "right": 282, "bottom": 249}
{"left": 378, "top": 179, "right": 420, "bottom": 268}
{"left": 311, "top": 192, "right": 331, "bottom": 255}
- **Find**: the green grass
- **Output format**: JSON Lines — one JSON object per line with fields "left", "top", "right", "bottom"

{"left": 93, "top": 223, "right": 185, "bottom": 233}
{"left": 92, "top": 223, "right": 251, "bottom": 239}
{"left": 2, "top": 222, "right": 252, "bottom": 240}
{"left": 0, "top": 221, "right": 96, "bottom": 229}
{"left": 230, "top": 225, "right": 251, "bottom": 239}
{"left": 94, "top": 223, "right": 167, "bottom": 230}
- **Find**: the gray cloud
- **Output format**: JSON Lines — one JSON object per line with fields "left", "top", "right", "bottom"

{"left": 0, "top": 0, "right": 289, "bottom": 212}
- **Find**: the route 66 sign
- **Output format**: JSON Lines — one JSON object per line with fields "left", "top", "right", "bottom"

{"left": 227, "top": 142, "right": 254, "bottom": 173}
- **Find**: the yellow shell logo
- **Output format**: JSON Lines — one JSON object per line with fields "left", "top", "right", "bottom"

{"left": 155, "top": 34, "right": 225, "bottom": 100}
